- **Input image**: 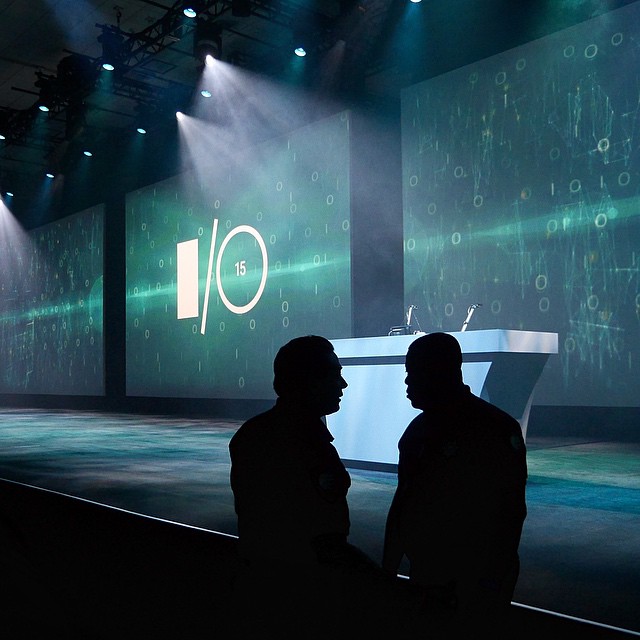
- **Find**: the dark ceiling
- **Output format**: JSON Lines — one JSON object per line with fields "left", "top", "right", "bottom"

{"left": 1, "top": 0, "right": 638, "bottom": 220}
{"left": 0, "top": 1, "right": 403, "bottom": 191}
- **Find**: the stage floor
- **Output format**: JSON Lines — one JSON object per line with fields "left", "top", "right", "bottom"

{"left": 0, "top": 408, "right": 638, "bottom": 634}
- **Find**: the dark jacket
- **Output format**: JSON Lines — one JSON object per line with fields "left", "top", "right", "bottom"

{"left": 229, "top": 398, "right": 351, "bottom": 566}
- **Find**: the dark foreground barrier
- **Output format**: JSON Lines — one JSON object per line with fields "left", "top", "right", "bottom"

{"left": 0, "top": 478, "right": 635, "bottom": 639}
{"left": 0, "top": 478, "right": 239, "bottom": 638}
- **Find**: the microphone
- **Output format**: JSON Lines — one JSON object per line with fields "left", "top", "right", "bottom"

{"left": 388, "top": 305, "right": 420, "bottom": 336}
{"left": 461, "top": 303, "right": 482, "bottom": 332}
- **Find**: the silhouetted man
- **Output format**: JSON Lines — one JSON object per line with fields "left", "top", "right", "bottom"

{"left": 229, "top": 335, "right": 420, "bottom": 638}
{"left": 230, "top": 335, "right": 350, "bottom": 570}
{"left": 383, "top": 332, "right": 527, "bottom": 638}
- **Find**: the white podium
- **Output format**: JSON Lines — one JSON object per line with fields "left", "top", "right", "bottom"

{"left": 328, "top": 330, "right": 558, "bottom": 468}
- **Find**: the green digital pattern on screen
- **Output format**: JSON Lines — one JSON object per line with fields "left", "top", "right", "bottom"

{"left": 402, "top": 5, "right": 640, "bottom": 407}
{"left": 0, "top": 206, "right": 104, "bottom": 395}
{"left": 126, "top": 111, "right": 352, "bottom": 399}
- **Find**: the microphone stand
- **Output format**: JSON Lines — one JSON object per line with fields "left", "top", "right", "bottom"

{"left": 461, "top": 304, "right": 481, "bottom": 332}
{"left": 406, "top": 304, "right": 417, "bottom": 334}
{"left": 388, "top": 305, "right": 419, "bottom": 336}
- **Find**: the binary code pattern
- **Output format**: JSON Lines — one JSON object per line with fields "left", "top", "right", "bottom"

{"left": 402, "top": 4, "right": 640, "bottom": 406}
{"left": 0, "top": 206, "right": 104, "bottom": 395}
{"left": 126, "top": 111, "right": 351, "bottom": 399}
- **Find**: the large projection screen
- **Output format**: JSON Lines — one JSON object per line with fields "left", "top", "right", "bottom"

{"left": 402, "top": 4, "right": 640, "bottom": 407}
{"left": 126, "top": 111, "right": 352, "bottom": 399}
{"left": 0, "top": 205, "right": 105, "bottom": 395}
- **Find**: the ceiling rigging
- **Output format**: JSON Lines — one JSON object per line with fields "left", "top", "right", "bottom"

{"left": 0, "top": 0, "right": 395, "bottom": 188}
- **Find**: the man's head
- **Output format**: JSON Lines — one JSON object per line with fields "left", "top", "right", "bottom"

{"left": 405, "top": 332, "right": 464, "bottom": 409}
{"left": 273, "top": 335, "right": 347, "bottom": 416}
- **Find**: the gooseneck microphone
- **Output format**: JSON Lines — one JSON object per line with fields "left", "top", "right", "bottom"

{"left": 460, "top": 303, "right": 482, "bottom": 332}
{"left": 406, "top": 304, "right": 417, "bottom": 328}
{"left": 388, "top": 304, "right": 420, "bottom": 336}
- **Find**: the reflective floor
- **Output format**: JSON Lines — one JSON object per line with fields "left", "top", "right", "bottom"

{"left": 0, "top": 408, "right": 638, "bottom": 634}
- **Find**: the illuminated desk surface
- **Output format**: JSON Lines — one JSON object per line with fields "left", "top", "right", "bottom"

{"left": 328, "top": 330, "right": 558, "bottom": 468}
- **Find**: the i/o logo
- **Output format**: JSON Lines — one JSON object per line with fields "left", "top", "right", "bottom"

{"left": 176, "top": 218, "right": 268, "bottom": 334}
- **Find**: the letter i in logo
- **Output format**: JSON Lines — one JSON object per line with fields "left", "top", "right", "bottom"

{"left": 176, "top": 238, "right": 199, "bottom": 320}
{"left": 176, "top": 217, "right": 268, "bottom": 334}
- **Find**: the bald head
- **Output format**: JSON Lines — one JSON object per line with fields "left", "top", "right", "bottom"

{"left": 405, "top": 333, "right": 464, "bottom": 408}
{"left": 406, "top": 332, "right": 462, "bottom": 370}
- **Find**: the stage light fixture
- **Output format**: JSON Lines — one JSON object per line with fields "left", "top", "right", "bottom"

{"left": 98, "top": 26, "right": 125, "bottom": 72}
{"left": 292, "top": 28, "right": 310, "bottom": 58}
{"left": 232, "top": 0, "right": 251, "bottom": 17}
{"left": 5, "top": 192, "right": 14, "bottom": 197}
{"left": 194, "top": 19, "right": 222, "bottom": 66}
{"left": 46, "top": 173, "right": 55, "bottom": 179}
{"left": 83, "top": 150, "right": 93, "bottom": 157}
{"left": 0, "top": 133, "right": 5, "bottom": 140}
{"left": 133, "top": 101, "right": 161, "bottom": 136}
{"left": 200, "top": 89, "right": 212, "bottom": 98}
{"left": 57, "top": 54, "right": 95, "bottom": 94}
{"left": 182, "top": 1, "right": 204, "bottom": 18}
{"left": 35, "top": 73, "right": 57, "bottom": 113}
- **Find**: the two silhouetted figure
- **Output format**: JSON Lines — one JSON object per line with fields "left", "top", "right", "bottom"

{"left": 229, "top": 332, "right": 527, "bottom": 639}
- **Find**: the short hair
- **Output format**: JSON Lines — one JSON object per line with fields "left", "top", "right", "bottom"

{"left": 273, "top": 335, "right": 336, "bottom": 397}
{"left": 406, "top": 332, "right": 463, "bottom": 374}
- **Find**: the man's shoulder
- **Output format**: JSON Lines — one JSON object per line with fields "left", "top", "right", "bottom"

{"left": 229, "top": 408, "right": 276, "bottom": 450}
{"left": 465, "top": 394, "right": 525, "bottom": 446}
{"left": 398, "top": 413, "right": 427, "bottom": 444}
{"left": 464, "top": 392, "right": 514, "bottom": 422}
